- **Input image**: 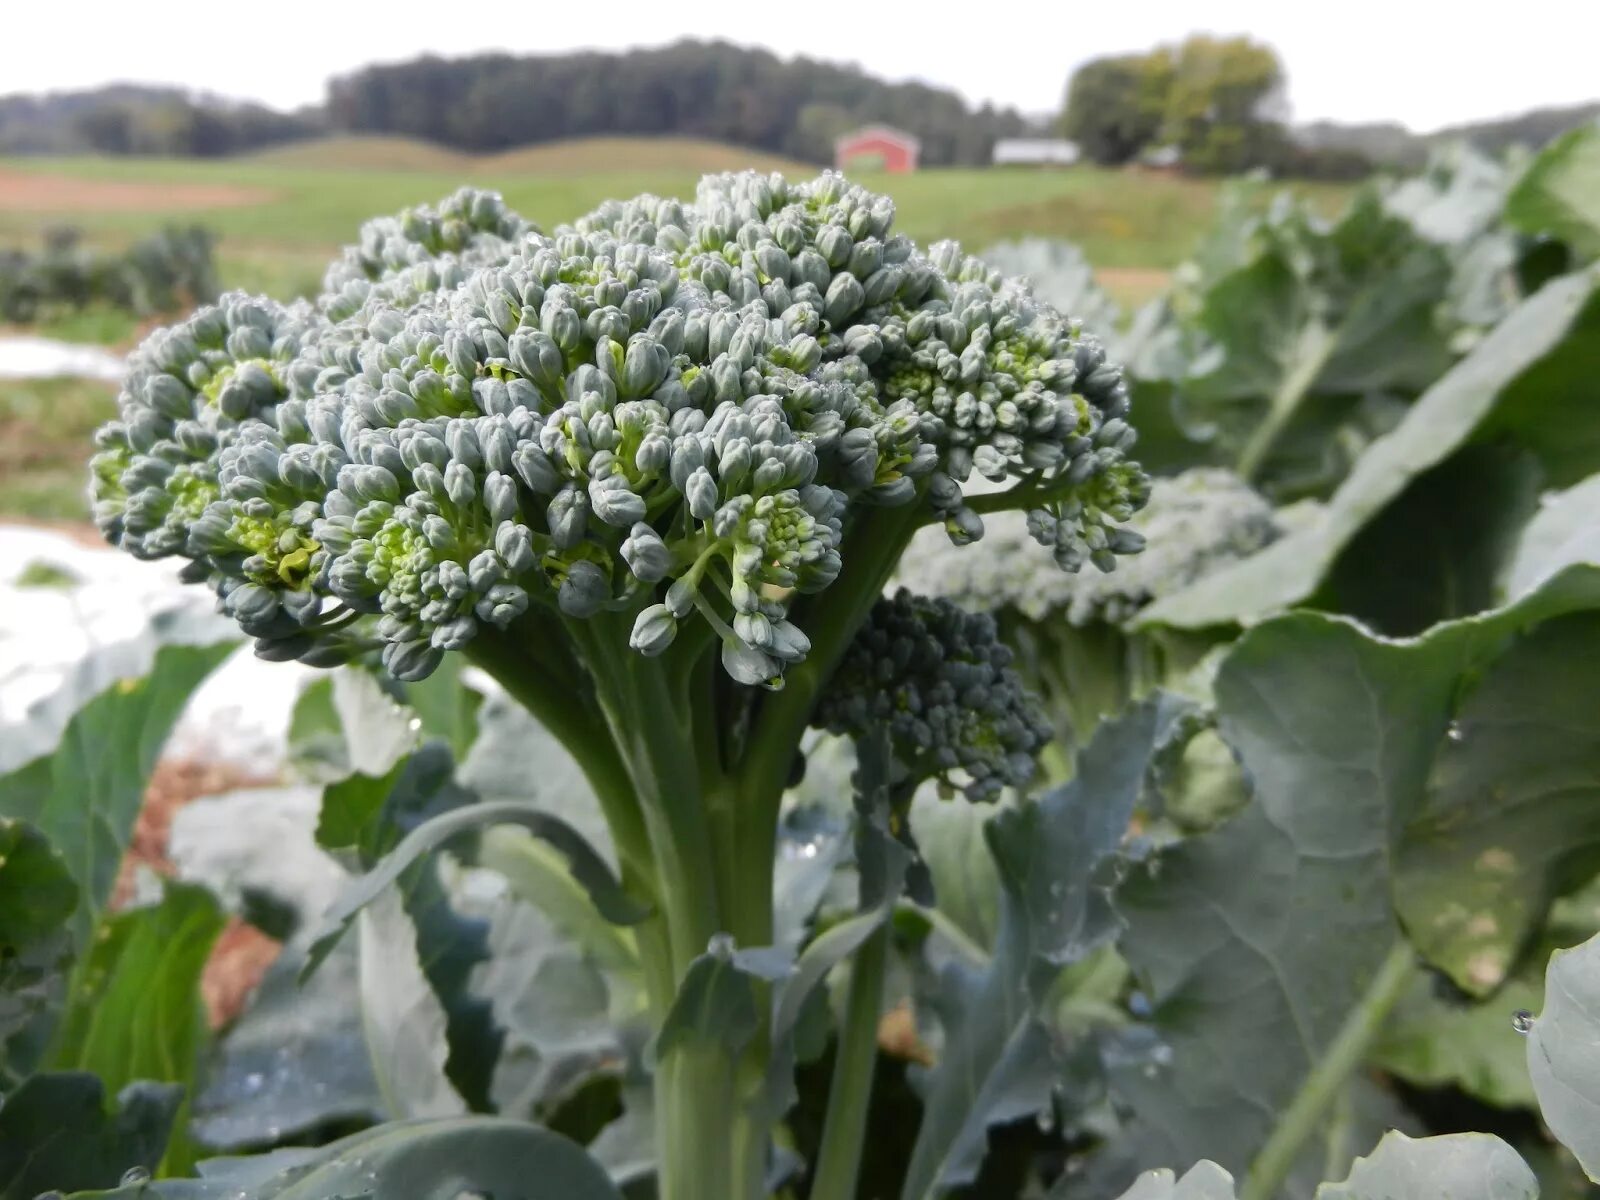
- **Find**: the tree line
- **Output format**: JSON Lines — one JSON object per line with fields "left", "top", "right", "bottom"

{"left": 323, "top": 40, "right": 1030, "bottom": 165}
{"left": 1, "top": 38, "right": 1594, "bottom": 176}
{"left": 0, "top": 86, "right": 321, "bottom": 158}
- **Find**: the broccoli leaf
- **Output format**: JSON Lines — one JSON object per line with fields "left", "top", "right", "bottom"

{"left": 1506, "top": 122, "right": 1600, "bottom": 262}
{"left": 46, "top": 882, "right": 225, "bottom": 1174}
{"left": 1099, "top": 565, "right": 1600, "bottom": 1194}
{"left": 307, "top": 787, "right": 647, "bottom": 978}
{"left": 55, "top": 1116, "right": 625, "bottom": 1199}
{"left": 900, "top": 696, "right": 1186, "bottom": 1200}
{"left": 1315, "top": 1131, "right": 1538, "bottom": 1200}
{"left": 1502, "top": 472, "right": 1600, "bottom": 600}
{"left": 189, "top": 935, "right": 383, "bottom": 1153}
{"left": 1527, "top": 928, "right": 1600, "bottom": 1180}
{"left": 0, "top": 1073, "right": 182, "bottom": 1198}
{"left": 1141, "top": 265, "right": 1600, "bottom": 632}
{"left": 0, "top": 636, "right": 234, "bottom": 946}
{"left": 0, "top": 818, "right": 77, "bottom": 1091}
{"left": 1176, "top": 191, "right": 1454, "bottom": 496}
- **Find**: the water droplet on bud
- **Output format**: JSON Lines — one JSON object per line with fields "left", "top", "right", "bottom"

{"left": 1512, "top": 1009, "right": 1535, "bottom": 1034}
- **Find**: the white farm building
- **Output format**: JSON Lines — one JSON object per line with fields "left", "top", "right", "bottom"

{"left": 992, "top": 139, "right": 1081, "bottom": 166}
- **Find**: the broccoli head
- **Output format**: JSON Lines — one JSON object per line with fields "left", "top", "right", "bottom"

{"left": 90, "top": 174, "right": 1150, "bottom": 688}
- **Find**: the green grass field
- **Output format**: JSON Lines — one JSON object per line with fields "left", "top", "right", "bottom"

{"left": 0, "top": 136, "right": 1352, "bottom": 303}
{"left": 0, "top": 136, "right": 1354, "bottom": 524}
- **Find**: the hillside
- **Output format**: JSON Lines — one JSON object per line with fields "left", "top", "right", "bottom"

{"left": 247, "top": 135, "right": 469, "bottom": 172}
{"left": 481, "top": 137, "right": 812, "bottom": 176}
{"left": 250, "top": 135, "right": 812, "bottom": 176}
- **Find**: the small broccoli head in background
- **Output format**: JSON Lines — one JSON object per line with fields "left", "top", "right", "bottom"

{"left": 91, "top": 174, "right": 1149, "bottom": 686}
{"left": 895, "top": 467, "right": 1280, "bottom": 627}
{"left": 814, "top": 589, "right": 1053, "bottom": 802}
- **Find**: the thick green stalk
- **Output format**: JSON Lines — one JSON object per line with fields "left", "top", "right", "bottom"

{"left": 810, "top": 922, "right": 890, "bottom": 1200}
{"left": 571, "top": 618, "right": 723, "bottom": 976}
{"left": 1240, "top": 941, "right": 1419, "bottom": 1200}
{"left": 738, "top": 502, "right": 925, "bottom": 823}
{"left": 656, "top": 1050, "right": 738, "bottom": 1199}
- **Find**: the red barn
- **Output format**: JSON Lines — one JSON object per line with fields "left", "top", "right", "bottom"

{"left": 834, "top": 126, "right": 920, "bottom": 174}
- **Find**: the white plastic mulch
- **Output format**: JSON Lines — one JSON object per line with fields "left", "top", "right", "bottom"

{"left": 0, "top": 336, "right": 125, "bottom": 381}
{"left": 0, "top": 524, "right": 311, "bottom": 775}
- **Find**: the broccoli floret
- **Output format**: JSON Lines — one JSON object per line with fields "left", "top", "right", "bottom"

{"left": 814, "top": 589, "right": 1053, "bottom": 803}
{"left": 92, "top": 172, "right": 1151, "bottom": 687}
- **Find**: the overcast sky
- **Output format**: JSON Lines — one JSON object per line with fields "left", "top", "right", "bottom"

{"left": 7, "top": 0, "right": 1597, "bottom": 132}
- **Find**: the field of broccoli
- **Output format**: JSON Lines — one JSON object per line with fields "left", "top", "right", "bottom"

{"left": 2, "top": 121, "right": 1600, "bottom": 1200}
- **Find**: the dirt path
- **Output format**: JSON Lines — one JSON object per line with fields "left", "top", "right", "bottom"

{"left": 0, "top": 168, "right": 272, "bottom": 213}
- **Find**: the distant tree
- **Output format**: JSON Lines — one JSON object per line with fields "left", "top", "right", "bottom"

{"left": 1161, "top": 34, "right": 1287, "bottom": 173}
{"left": 1060, "top": 51, "right": 1172, "bottom": 165}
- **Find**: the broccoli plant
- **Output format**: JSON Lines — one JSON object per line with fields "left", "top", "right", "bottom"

{"left": 85, "top": 173, "right": 1149, "bottom": 1198}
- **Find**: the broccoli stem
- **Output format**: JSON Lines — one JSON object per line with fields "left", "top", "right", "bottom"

{"left": 484, "top": 500, "right": 934, "bottom": 1200}
{"left": 810, "top": 920, "right": 890, "bottom": 1200}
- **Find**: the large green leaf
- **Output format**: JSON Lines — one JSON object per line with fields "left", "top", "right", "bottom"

{"left": 900, "top": 697, "right": 1185, "bottom": 1200}
{"left": 1369, "top": 963, "right": 1541, "bottom": 1112}
{"left": 1506, "top": 122, "right": 1600, "bottom": 262}
{"left": 0, "top": 638, "right": 234, "bottom": 946}
{"left": 1101, "top": 566, "right": 1600, "bottom": 1194}
{"left": 0, "top": 818, "right": 77, "bottom": 1090}
{"left": 1394, "top": 611, "right": 1600, "bottom": 991}
{"left": 481, "top": 826, "right": 642, "bottom": 979}
{"left": 478, "top": 907, "right": 626, "bottom": 1120}
{"left": 189, "top": 936, "right": 382, "bottom": 1152}
{"left": 0, "top": 1072, "right": 182, "bottom": 1198}
{"left": 60, "top": 1116, "right": 625, "bottom": 1199}
{"left": 1527, "top": 928, "right": 1600, "bottom": 1180}
{"left": 1315, "top": 1131, "right": 1538, "bottom": 1200}
{"left": 1141, "top": 266, "right": 1600, "bottom": 632}
{"left": 316, "top": 742, "right": 495, "bottom": 1110}
{"left": 47, "top": 882, "right": 225, "bottom": 1174}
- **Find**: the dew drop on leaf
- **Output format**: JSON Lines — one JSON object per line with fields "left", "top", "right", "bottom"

{"left": 1511, "top": 1009, "right": 1535, "bottom": 1034}
{"left": 1447, "top": 721, "right": 1464, "bottom": 742}
{"left": 120, "top": 1166, "right": 152, "bottom": 1185}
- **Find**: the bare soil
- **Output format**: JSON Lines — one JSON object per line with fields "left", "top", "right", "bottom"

{"left": 0, "top": 169, "right": 272, "bottom": 213}
{"left": 113, "top": 758, "right": 284, "bottom": 1029}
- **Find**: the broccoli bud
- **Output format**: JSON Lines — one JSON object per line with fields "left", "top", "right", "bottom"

{"left": 814, "top": 589, "right": 1053, "bottom": 803}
